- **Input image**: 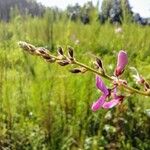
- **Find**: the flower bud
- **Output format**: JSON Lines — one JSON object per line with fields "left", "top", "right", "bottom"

{"left": 57, "top": 60, "right": 69, "bottom": 66}
{"left": 144, "top": 82, "right": 150, "bottom": 91}
{"left": 70, "top": 68, "right": 82, "bottom": 73}
{"left": 136, "top": 76, "right": 145, "bottom": 85}
{"left": 115, "top": 50, "right": 128, "bottom": 77}
{"left": 130, "top": 67, "right": 145, "bottom": 85}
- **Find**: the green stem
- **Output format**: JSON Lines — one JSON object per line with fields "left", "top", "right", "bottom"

{"left": 121, "top": 84, "right": 150, "bottom": 96}
{"left": 73, "top": 60, "right": 150, "bottom": 97}
{"left": 74, "top": 60, "right": 112, "bottom": 80}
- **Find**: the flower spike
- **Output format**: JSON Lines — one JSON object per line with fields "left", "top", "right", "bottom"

{"left": 18, "top": 41, "right": 150, "bottom": 113}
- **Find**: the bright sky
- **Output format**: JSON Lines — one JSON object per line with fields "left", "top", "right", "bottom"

{"left": 36, "top": 0, "right": 150, "bottom": 18}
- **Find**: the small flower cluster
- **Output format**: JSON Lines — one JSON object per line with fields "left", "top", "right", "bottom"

{"left": 92, "top": 51, "right": 127, "bottom": 111}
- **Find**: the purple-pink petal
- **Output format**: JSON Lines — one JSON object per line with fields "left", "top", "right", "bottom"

{"left": 102, "top": 99, "right": 120, "bottom": 109}
{"left": 117, "top": 50, "right": 128, "bottom": 69}
{"left": 102, "top": 95, "right": 124, "bottom": 109}
{"left": 91, "top": 95, "right": 106, "bottom": 111}
{"left": 115, "top": 50, "right": 128, "bottom": 76}
{"left": 113, "top": 87, "right": 117, "bottom": 99}
{"left": 96, "top": 75, "right": 109, "bottom": 95}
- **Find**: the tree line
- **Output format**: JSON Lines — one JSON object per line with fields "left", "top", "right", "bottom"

{"left": 0, "top": 0, "right": 150, "bottom": 25}
{"left": 67, "top": 0, "right": 150, "bottom": 25}
{"left": 0, "top": 0, "right": 45, "bottom": 21}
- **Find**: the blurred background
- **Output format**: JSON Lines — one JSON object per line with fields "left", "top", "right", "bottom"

{"left": 0, "top": 0, "right": 150, "bottom": 149}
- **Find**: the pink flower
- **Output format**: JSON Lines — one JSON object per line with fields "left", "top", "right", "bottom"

{"left": 115, "top": 27, "right": 123, "bottom": 34}
{"left": 115, "top": 50, "right": 128, "bottom": 77}
{"left": 102, "top": 95, "right": 124, "bottom": 109}
{"left": 91, "top": 95, "right": 107, "bottom": 111}
{"left": 91, "top": 76, "right": 124, "bottom": 111}
{"left": 96, "top": 75, "right": 109, "bottom": 96}
{"left": 91, "top": 76, "right": 109, "bottom": 111}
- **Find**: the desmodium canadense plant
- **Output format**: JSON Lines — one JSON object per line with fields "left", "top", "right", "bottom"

{"left": 18, "top": 41, "right": 150, "bottom": 111}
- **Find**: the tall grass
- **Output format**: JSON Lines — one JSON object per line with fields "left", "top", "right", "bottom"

{"left": 0, "top": 11, "right": 150, "bottom": 149}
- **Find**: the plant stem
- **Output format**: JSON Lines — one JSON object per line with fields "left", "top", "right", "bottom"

{"left": 73, "top": 60, "right": 112, "bottom": 80}
{"left": 73, "top": 60, "right": 150, "bottom": 97}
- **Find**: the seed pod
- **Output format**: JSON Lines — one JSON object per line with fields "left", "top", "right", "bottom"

{"left": 57, "top": 60, "right": 69, "bottom": 66}
{"left": 57, "top": 47, "right": 64, "bottom": 55}
{"left": 28, "top": 45, "right": 36, "bottom": 53}
{"left": 18, "top": 41, "right": 26, "bottom": 48}
{"left": 38, "top": 48, "right": 47, "bottom": 55}
{"left": 42, "top": 54, "right": 52, "bottom": 60}
{"left": 96, "top": 57, "right": 103, "bottom": 69}
{"left": 70, "top": 68, "right": 82, "bottom": 73}
{"left": 68, "top": 47, "right": 74, "bottom": 60}
{"left": 144, "top": 82, "right": 150, "bottom": 90}
{"left": 18, "top": 41, "right": 29, "bottom": 51}
{"left": 19, "top": 41, "right": 36, "bottom": 54}
{"left": 34, "top": 49, "right": 41, "bottom": 56}
{"left": 46, "top": 58, "right": 56, "bottom": 63}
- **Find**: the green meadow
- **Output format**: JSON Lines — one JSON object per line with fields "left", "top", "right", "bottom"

{"left": 0, "top": 11, "right": 150, "bottom": 149}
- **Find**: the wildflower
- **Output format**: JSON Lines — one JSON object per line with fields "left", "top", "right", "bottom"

{"left": 91, "top": 76, "right": 124, "bottom": 111}
{"left": 91, "top": 76, "right": 109, "bottom": 111}
{"left": 102, "top": 95, "right": 124, "bottom": 109}
{"left": 133, "top": 74, "right": 145, "bottom": 85}
{"left": 115, "top": 50, "right": 128, "bottom": 77}
{"left": 115, "top": 27, "right": 123, "bottom": 34}
{"left": 130, "top": 67, "right": 145, "bottom": 85}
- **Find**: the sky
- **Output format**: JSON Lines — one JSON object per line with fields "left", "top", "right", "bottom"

{"left": 36, "top": 0, "right": 150, "bottom": 18}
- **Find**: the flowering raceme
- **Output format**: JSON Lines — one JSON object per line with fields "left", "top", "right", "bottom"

{"left": 19, "top": 42, "right": 150, "bottom": 112}
{"left": 92, "top": 50, "right": 128, "bottom": 111}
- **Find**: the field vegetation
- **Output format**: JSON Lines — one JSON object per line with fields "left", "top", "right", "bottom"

{"left": 0, "top": 2, "right": 150, "bottom": 149}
